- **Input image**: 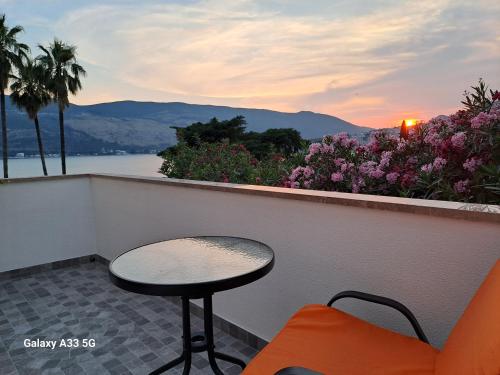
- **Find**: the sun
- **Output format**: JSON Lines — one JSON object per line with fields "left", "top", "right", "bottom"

{"left": 404, "top": 119, "right": 418, "bottom": 127}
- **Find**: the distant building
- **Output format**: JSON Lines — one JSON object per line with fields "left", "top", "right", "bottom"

{"left": 15, "top": 153, "right": 25, "bottom": 158}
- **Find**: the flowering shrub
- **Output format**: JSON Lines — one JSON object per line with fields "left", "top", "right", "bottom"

{"left": 160, "top": 142, "right": 298, "bottom": 185}
{"left": 289, "top": 93, "right": 500, "bottom": 203}
{"left": 285, "top": 133, "right": 359, "bottom": 191}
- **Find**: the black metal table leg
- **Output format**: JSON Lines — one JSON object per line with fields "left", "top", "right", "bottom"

{"left": 150, "top": 295, "right": 246, "bottom": 375}
{"left": 181, "top": 296, "right": 192, "bottom": 374}
{"left": 204, "top": 295, "right": 225, "bottom": 375}
{"left": 150, "top": 297, "right": 192, "bottom": 375}
{"left": 204, "top": 296, "right": 246, "bottom": 373}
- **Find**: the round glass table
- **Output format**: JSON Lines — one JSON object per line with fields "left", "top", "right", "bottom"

{"left": 109, "top": 236, "right": 275, "bottom": 375}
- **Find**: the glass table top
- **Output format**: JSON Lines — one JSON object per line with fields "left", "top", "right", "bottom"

{"left": 110, "top": 236, "right": 274, "bottom": 287}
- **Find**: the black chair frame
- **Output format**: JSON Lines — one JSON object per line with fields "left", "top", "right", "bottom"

{"left": 327, "top": 290, "right": 429, "bottom": 343}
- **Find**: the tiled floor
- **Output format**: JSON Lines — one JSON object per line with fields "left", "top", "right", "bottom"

{"left": 0, "top": 261, "right": 258, "bottom": 375}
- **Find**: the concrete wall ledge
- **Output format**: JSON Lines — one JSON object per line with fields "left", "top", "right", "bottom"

{"left": 4, "top": 173, "right": 498, "bottom": 223}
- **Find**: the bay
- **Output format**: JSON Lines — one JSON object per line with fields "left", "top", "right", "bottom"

{"left": 4, "top": 154, "right": 164, "bottom": 178}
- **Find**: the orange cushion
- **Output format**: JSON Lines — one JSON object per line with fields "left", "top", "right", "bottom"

{"left": 243, "top": 304, "right": 438, "bottom": 375}
{"left": 435, "top": 260, "right": 500, "bottom": 375}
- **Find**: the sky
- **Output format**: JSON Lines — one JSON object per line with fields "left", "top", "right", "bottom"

{"left": 1, "top": 0, "right": 499, "bottom": 128}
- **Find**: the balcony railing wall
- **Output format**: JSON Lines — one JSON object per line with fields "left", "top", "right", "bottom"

{"left": 0, "top": 176, "right": 96, "bottom": 272}
{"left": 1, "top": 174, "right": 499, "bottom": 349}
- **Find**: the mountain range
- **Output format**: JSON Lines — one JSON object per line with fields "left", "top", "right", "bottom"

{"left": 2, "top": 98, "right": 372, "bottom": 155}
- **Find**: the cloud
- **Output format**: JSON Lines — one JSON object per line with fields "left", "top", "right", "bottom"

{"left": 57, "top": 1, "right": 432, "bottom": 95}
{"left": 8, "top": 0, "right": 498, "bottom": 127}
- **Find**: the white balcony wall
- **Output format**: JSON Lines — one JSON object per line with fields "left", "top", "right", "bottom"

{"left": 90, "top": 175, "right": 500, "bottom": 349}
{"left": 0, "top": 177, "right": 96, "bottom": 272}
{"left": 1, "top": 175, "right": 498, "bottom": 348}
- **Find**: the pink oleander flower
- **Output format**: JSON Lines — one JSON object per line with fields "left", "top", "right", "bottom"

{"left": 308, "top": 143, "right": 322, "bottom": 155}
{"left": 289, "top": 166, "right": 305, "bottom": 182}
{"left": 471, "top": 111, "right": 499, "bottom": 129}
{"left": 334, "top": 158, "right": 345, "bottom": 167}
{"left": 351, "top": 176, "right": 366, "bottom": 193}
{"left": 338, "top": 133, "right": 358, "bottom": 148}
{"left": 340, "top": 162, "right": 352, "bottom": 173}
{"left": 303, "top": 166, "right": 314, "bottom": 178}
{"left": 321, "top": 143, "right": 333, "bottom": 153}
{"left": 396, "top": 140, "right": 407, "bottom": 152}
{"left": 380, "top": 151, "right": 392, "bottom": 168}
{"left": 359, "top": 161, "right": 377, "bottom": 176}
{"left": 451, "top": 132, "right": 466, "bottom": 149}
{"left": 369, "top": 169, "right": 385, "bottom": 179}
{"left": 471, "top": 112, "right": 489, "bottom": 129}
{"left": 454, "top": 179, "right": 469, "bottom": 194}
{"left": 424, "top": 132, "right": 441, "bottom": 147}
{"left": 421, "top": 163, "right": 433, "bottom": 173}
{"left": 433, "top": 157, "right": 447, "bottom": 171}
{"left": 332, "top": 132, "right": 348, "bottom": 144}
{"left": 331, "top": 172, "right": 344, "bottom": 182}
{"left": 463, "top": 157, "right": 483, "bottom": 173}
{"left": 303, "top": 180, "right": 311, "bottom": 189}
{"left": 386, "top": 172, "right": 399, "bottom": 184}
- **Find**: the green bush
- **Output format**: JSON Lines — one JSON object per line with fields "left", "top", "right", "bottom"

{"left": 159, "top": 141, "right": 300, "bottom": 186}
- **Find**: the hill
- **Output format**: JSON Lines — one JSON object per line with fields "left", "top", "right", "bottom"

{"left": 2, "top": 99, "right": 372, "bottom": 156}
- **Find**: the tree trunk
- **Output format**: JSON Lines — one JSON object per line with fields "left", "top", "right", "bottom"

{"left": 1, "top": 88, "right": 8, "bottom": 178}
{"left": 34, "top": 116, "right": 48, "bottom": 176}
{"left": 59, "top": 108, "right": 66, "bottom": 174}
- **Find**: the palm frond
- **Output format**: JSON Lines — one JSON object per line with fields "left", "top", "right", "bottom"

{"left": 9, "top": 56, "right": 52, "bottom": 119}
{"left": 37, "top": 38, "right": 86, "bottom": 106}
{"left": 37, "top": 44, "right": 51, "bottom": 57}
{"left": 6, "top": 24, "right": 23, "bottom": 38}
{"left": 71, "top": 63, "right": 86, "bottom": 77}
{"left": 0, "top": 15, "right": 29, "bottom": 88}
{"left": 17, "top": 43, "right": 30, "bottom": 52}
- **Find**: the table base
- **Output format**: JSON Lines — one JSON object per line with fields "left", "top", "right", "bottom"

{"left": 150, "top": 296, "right": 246, "bottom": 375}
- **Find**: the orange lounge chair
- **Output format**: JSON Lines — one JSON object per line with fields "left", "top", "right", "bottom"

{"left": 243, "top": 260, "right": 500, "bottom": 375}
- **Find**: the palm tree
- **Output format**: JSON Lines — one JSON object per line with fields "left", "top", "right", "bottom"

{"left": 0, "top": 14, "right": 29, "bottom": 178}
{"left": 38, "top": 39, "right": 86, "bottom": 175}
{"left": 10, "top": 57, "right": 51, "bottom": 176}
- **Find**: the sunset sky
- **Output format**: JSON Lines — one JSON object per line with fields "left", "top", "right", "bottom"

{"left": 2, "top": 0, "right": 499, "bottom": 128}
